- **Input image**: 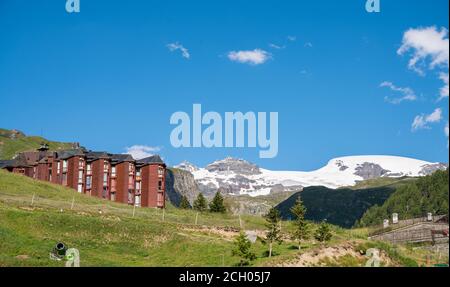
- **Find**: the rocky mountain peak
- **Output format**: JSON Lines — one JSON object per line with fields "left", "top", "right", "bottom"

{"left": 205, "top": 157, "right": 261, "bottom": 175}
{"left": 175, "top": 161, "right": 199, "bottom": 173}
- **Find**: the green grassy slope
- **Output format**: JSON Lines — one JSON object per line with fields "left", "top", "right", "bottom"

{"left": 0, "top": 128, "right": 74, "bottom": 159}
{"left": 0, "top": 170, "right": 296, "bottom": 266}
{"left": 0, "top": 170, "right": 427, "bottom": 267}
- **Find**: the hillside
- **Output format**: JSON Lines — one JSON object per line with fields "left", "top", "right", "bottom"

{"left": 276, "top": 185, "right": 397, "bottom": 228}
{"left": 0, "top": 170, "right": 427, "bottom": 267}
{"left": 0, "top": 128, "right": 75, "bottom": 160}
{"left": 357, "top": 169, "right": 449, "bottom": 227}
{"left": 224, "top": 190, "right": 297, "bottom": 216}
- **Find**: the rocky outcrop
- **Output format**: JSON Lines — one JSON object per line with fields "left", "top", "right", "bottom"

{"left": 206, "top": 157, "right": 261, "bottom": 175}
{"left": 419, "top": 163, "right": 448, "bottom": 176}
{"left": 354, "top": 162, "right": 390, "bottom": 180}
{"left": 165, "top": 168, "right": 200, "bottom": 207}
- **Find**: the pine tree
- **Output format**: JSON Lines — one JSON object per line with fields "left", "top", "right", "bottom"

{"left": 232, "top": 232, "right": 256, "bottom": 266}
{"left": 209, "top": 191, "right": 226, "bottom": 213}
{"left": 314, "top": 220, "right": 332, "bottom": 244}
{"left": 193, "top": 193, "right": 207, "bottom": 212}
{"left": 264, "top": 207, "right": 283, "bottom": 258}
{"left": 179, "top": 195, "right": 191, "bottom": 209}
{"left": 290, "top": 196, "right": 311, "bottom": 250}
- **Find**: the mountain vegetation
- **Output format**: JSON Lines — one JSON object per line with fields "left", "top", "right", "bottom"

{"left": 276, "top": 185, "right": 397, "bottom": 228}
{"left": 357, "top": 169, "right": 449, "bottom": 227}
{"left": 0, "top": 128, "right": 74, "bottom": 160}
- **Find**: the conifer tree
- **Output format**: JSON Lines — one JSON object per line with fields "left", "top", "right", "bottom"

{"left": 232, "top": 232, "right": 256, "bottom": 266}
{"left": 209, "top": 191, "right": 226, "bottom": 213}
{"left": 264, "top": 207, "right": 283, "bottom": 258}
{"left": 315, "top": 220, "right": 332, "bottom": 244}
{"left": 290, "top": 196, "right": 311, "bottom": 250}
{"left": 193, "top": 193, "right": 207, "bottom": 212}
{"left": 179, "top": 195, "right": 191, "bottom": 209}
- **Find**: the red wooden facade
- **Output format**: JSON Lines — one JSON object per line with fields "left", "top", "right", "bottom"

{"left": 0, "top": 146, "right": 166, "bottom": 209}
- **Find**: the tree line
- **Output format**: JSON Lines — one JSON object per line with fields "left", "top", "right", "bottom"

{"left": 356, "top": 169, "right": 449, "bottom": 227}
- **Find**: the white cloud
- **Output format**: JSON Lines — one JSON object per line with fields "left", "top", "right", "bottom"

{"left": 397, "top": 26, "right": 449, "bottom": 75}
{"left": 125, "top": 145, "right": 161, "bottom": 160}
{"left": 304, "top": 42, "right": 313, "bottom": 48}
{"left": 397, "top": 26, "right": 449, "bottom": 101}
{"left": 380, "top": 81, "right": 417, "bottom": 104}
{"left": 439, "top": 72, "right": 449, "bottom": 100}
{"left": 167, "top": 42, "right": 190, "bottom": 59}
{"left": 445, "top": 122, "right": 449, "bottom": 148}
{"left": 411, "top": 108, "right": 443, "bottom": 131}
{"left": 287, "top": 36, "right": 297, "bottom": 42}
{"left": 269, "top": 43, "right": 285, "bottom": 50}
{"left": 227, "top": 49, "right": 271, "bottom": 65}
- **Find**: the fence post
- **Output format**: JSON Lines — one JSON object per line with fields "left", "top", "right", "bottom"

{"left": 162, "top": 208, "right": 165, "bottom": 222}
{"left": 132, "top": 204, "right": 136, "bottom": 218}
{"left": 195, "top": 212, "right": 199, "bottom": 225}
{"left": 31, "top": 193, "right": 35, "bottom": 206}
{"left": 70, "top": 196, "right": 75, "bottom": 210}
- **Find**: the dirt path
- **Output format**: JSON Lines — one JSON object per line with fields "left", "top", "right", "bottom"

{"left": 276, "top": 242, "right": 393, "bottom": 267}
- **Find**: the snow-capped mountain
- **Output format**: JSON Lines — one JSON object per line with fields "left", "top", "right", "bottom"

{"left": 175, "top": 156, "right": 448, "bottom": 197}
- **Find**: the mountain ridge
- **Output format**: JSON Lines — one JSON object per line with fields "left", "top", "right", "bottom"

{"left": 175, "top": 155, "right": 448, "bottom": 198}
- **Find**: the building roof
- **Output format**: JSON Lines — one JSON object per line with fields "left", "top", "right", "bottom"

{"left": 57, "top": 149, "right": 85, "bottom": 160}
{"left": 0, "top": 160, "right": 17, "bottom": 169}
{"left": 85, "top": 151, "right": 110, "bottom": 162}
{"left": 136, "top": 155, "right": 165, "bottom": 166}
{"left": 110, "top": 154, "right": 134, "bottom": 164}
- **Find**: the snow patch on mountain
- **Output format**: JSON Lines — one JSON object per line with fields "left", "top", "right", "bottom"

{"left": 176, "top": 155, "right": 447, "bottom": 197}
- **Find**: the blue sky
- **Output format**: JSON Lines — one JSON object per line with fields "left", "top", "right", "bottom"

{"left": 0, "top": 0, "right": 448, "bottom": 170}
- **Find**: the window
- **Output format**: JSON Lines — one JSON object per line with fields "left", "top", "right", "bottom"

{"left": 78, "top": 159, "right": 84, "bottom": 168}
{"left": 78, "top": 170, "right": 83, "bottom": 181}
{"left": 158, "top": 180, "right": 162, "bottom": 190}
{"left": 103, "top": 161, "right": 109, "bottom": 172}
{"left": 63, "top": 160, "right": 68, "bottom": 172}
{"left": 128, "top": 190, "right": 134, "bottom": 204}
{"left": 136, "top": 168, "right": 141, "bottom": 177}
{"left": 111, "top": 166, "right": 116, "bottom": 177}
{"left": 87, "top": 164, "right": 91, "bottom": 172}
{"left": 77, "top": 184, "right": 83, "bottom": 193}
{"left": 134, "top": 195, "right": 141, "bottom": 207}
{"left": 157, "top": 193, "right": 164, "bottom": 205}
{"left": 110, "top": 192, "right": 116, "bottom": 201}
{"left": 86, "top": 176, "right": 92, "bottom": 189}
{"left": 57, "top": 162, "right": 61, "bottom": 174}
{"left": 135, "top": 181, "right": 141, "bottom": 190}
{"left": 102, "top": 187, "right": 108, "bottom": 199}
{"left": 103, "top": 173, "right": 108, "bottom": 186}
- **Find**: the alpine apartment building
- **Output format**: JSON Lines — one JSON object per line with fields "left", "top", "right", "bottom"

{"left": 0, "top": 144, "right": 166, "bottom": 208}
